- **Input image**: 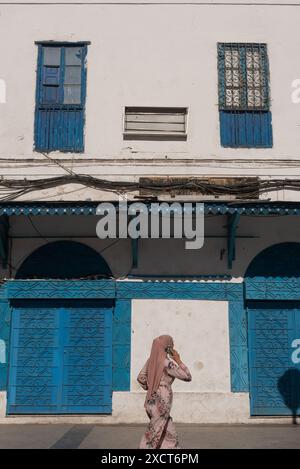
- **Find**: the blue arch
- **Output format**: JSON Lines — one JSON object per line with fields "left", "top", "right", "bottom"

{"left": 16, "top": 241, "right": 112, "bottom": 279}
{"left": 246, "top": 242, "right": 300, "bottom": 278}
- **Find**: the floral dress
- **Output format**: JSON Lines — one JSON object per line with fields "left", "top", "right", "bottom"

{"left": 137, "top": 357, "right": 192, "bottom": 449}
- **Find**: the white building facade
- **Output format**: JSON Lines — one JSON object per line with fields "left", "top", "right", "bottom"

{"left": 0, "top": 0, "right": 300, "bottom": 424}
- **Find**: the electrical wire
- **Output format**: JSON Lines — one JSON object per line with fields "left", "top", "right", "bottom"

{"left": 1, "top": 174, "right": 300, "bottom": 201}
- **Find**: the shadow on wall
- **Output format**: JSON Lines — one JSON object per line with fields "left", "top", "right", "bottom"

{"left": 15, "top": 240, "right": 112, "bottom": 279}
{"left": 277, "top": 368, "right": 300, "bottom": 424}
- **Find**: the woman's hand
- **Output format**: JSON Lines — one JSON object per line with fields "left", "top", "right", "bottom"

{"left": 172, "top": 349, "right": 182, "bottom": 365}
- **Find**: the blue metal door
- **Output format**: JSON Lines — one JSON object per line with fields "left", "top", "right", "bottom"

{"left": 7, "top": 299, "right": 113, "bottom": 414}
{"left": 248, "top": 301, "right": 300, "bottom": 416}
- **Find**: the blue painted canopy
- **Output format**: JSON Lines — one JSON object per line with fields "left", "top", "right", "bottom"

{"left": 1, "top": 201, "right": 300, "bottom": 216}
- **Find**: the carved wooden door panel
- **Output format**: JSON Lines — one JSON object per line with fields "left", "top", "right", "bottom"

{"left": 248, "top": 301, "right": 300, "bottom": 416}
{"left": 7, "top": 299, "right": 113, "bottom": 414}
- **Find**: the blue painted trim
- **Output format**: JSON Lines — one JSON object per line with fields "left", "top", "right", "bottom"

{"left": 35, "top": 41, "right": 91, "bottom": 46}
{"left": 116, "top": 281, "right": 243, "bottom": 300}
{"left": 239, "top": 45, "right": 247, "bottom": 109}
{"left": 3, "top": 279, "right": 243, "bottom": 301}
{"left": 113, "top": 299, "right": 131, "bottom": 391}
{"left": 60, "top": 44, "right": 66, "bottom": 105}
{"left": 37, "top": 45, "right": 43, "bottom": 106}
{"left": 227, "top": 213, "right": 240, "bottom": 269}
{"left": 33, "top": 45, "right": 43, "bottom": 151}
{"left": 5, "top": 280, "right": 116, "bottom": 299}
{"left": 217, "top": 43, "right": 226, "bottom": 110}
{"left": 228, "top": 301, "right": 249, "bottom": 392}
{"left": 2, "top": 201, "right": 300, "bottom": 216}
{"left": 0, "top": 298, "right": 11, "bottom": 391}
{"left": 3, "top": 276, "right": 300, "bottom": 396}
{"left": 0, "top": 279, "right": 248, "bottom": 393}
{"left": 127, "top": 274, "right": 232, "bottom": 280}
{"left": 245, "top": 277, "right": 300, "bottom": 300}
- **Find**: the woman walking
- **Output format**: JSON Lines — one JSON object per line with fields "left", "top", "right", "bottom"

{"left": 137, "top": 334, "right": 192, "bottom": 449}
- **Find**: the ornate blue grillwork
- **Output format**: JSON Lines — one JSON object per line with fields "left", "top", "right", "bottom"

{"left": 218, "top": 43, "right": 272, "bottom": 148}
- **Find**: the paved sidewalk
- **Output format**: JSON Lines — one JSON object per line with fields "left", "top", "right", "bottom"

{"left": 0, "top": 424, "right": 300, "bottom": 449}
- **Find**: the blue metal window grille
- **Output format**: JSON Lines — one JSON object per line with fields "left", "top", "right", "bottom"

{"left": 218, "top": 43, "right": 272, "bottom": 148}
{"left": 34, "top": 43, "right": 88, "bottom": 153}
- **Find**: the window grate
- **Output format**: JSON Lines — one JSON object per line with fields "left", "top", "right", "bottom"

{"left": 218, "top": 43, "right": 270, "bottom": 112}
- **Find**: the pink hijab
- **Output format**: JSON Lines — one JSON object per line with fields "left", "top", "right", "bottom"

{"left": 145, "top": 335, "right": 174, "bottom": 404}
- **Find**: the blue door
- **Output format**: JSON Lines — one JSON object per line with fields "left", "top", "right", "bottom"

{"left": 7, "top": 299, "right": 113, "bottom": 414}
{"left": 248, "top": 301, "right": 300, "bottom": 416}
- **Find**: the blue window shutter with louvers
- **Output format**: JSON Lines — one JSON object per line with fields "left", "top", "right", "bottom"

{"left": 34, "top": 44, "right": 87, "bottom": 153}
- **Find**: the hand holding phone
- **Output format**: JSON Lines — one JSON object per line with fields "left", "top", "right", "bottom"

{"left": 172, "top": 349, "right": 181, "bottom": 365}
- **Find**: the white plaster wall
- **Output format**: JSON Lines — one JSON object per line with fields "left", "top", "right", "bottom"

{"left": 0, "top": 391, "right": 6, "bottom": 419}
{"left": 0, "top": 294, "right": 297, "bottom": 423}
{"left": 131, "top": 299, "right": 230, "bottom": 393}
{"left": 1, "top": 213, "right": 300, "bottom": 280}
{"left": 0, "top": 389, "right": 296, "bottom": 424}
{"left": 0, "top": 201, "right": 300, "bottom": 422}
{"left": 1, "top": 1, "right": 300, "bottom": 200}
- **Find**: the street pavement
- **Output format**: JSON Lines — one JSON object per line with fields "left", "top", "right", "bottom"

{"left": 0, "top": 424, "right": 299, "bottom": 449}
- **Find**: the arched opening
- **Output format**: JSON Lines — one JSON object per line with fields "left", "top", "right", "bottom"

{"left": 246, "top": 242, "right": 300, "bottom": 279}
{"left": 16, "top": 240, "right": 112, "bottom": 279}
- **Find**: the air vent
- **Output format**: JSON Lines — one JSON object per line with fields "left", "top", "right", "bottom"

{"left": 124, "top": 107, "right": 188, "bottom": 138}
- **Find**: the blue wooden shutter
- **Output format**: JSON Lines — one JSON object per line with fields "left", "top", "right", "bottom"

{"left": 248, "top": 301, "right": 300, "bottom": 416}
{"left": 60, "top": 300, "right": 113, "bottom": 414}
{"left": 7, "top": 300, "right": 113, "bottom": 414}
{"left": 8, "top": 302, "right": 61, "bottom": 414}
{"left": 219, "top": 110, "right": 273, "bottom": 148}
{"left": 34, "top": 44, "right": 87, "bottom": 153}
{"left": 218, "top": 43, "right": 273, "bottom": 148}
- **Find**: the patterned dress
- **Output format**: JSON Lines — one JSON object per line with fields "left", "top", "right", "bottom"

{"left": 137, "top": 357, "right": 192, "bottom": 449}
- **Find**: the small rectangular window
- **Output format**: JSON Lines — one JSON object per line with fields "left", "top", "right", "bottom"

{"left": 34, "top": 43, "right": 88, "bottom": 153}
{"left": 123, "top": 107, "right": 188, "bottom": 139}
{"left": 218, "top": 43, "right": 272, "bottom": 148}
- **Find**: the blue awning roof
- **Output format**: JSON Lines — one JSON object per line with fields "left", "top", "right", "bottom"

{"left": 1, "top": 201, "right": 300, "bottom": 216}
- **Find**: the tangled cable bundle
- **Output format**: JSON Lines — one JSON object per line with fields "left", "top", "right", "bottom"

{"left": 0, "top": 174, "right": 300, "bottom": 202}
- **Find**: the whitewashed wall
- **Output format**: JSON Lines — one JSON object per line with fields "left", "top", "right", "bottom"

{"left": 131, "top": 299, "right": 231, "bottom": 392}
{"left": 1, "top": 1, "right": 300, "bottom": 201}
{"left": 0, "top": 212, "right": 299, "bottom": 422}
{"left": 0, "top": 1, "right": 300, "bottom": 424}
{"left": 0, "top": 296, "right": 292, "bottom": 423}
{"left": 1, "top": 213, "right": 300, "bottom": 279}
